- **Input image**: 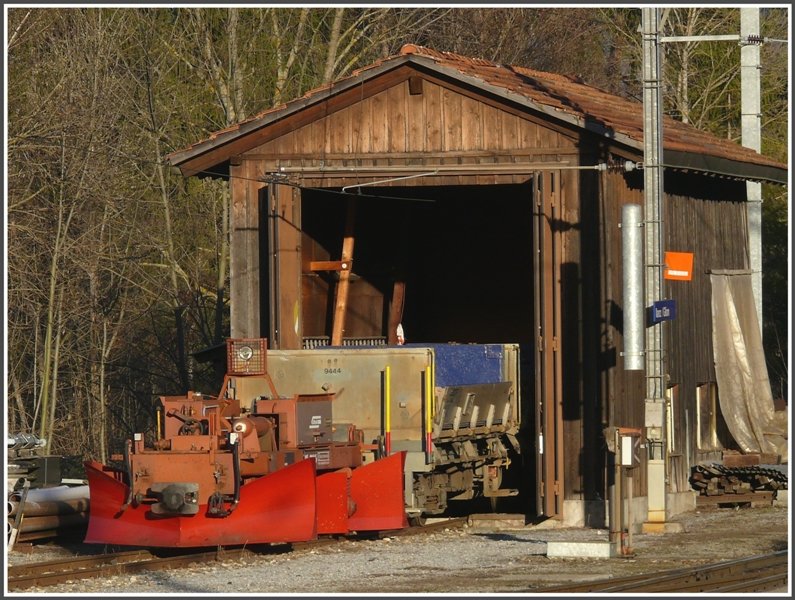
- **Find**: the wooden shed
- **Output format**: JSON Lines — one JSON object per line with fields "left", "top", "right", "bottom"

{"left": 167, "top": 45, "right": 787, "bottom": 526}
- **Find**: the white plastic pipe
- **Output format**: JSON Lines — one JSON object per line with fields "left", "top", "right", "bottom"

{"left": 9, "top": 485, "right": 90, "bottom": 504}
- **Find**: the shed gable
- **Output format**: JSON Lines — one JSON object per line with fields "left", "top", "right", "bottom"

{"left": 246, "top": 77, "right": 579, "bottom": 164}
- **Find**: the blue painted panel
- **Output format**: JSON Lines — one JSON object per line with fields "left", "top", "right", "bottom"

{"left": 404, "top": 343, "right": 504, "bottom": 386}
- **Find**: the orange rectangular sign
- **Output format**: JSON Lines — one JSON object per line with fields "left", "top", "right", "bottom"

{"left": 664, "top": 251, "right": 694, "bottom": 281}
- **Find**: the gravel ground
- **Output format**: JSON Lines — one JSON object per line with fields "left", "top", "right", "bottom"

{"left": 7, "top": 501, "right": 790, "bottom": 596}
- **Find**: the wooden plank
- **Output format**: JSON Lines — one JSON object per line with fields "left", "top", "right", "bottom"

{"left": 307, "top": 260, "right": 349, "bottom": 272}
{"left": 424, "top": 80, "right": 442, "bottom": 152}
{"left": 309, "top": 119, "right": 328, "bottom": 157}
{"left": 722, "top": 453, "right": 779, "bottom": 468}
{"left": 330, "top": 104, "right": 351, "bottom": 154}
{"left": 536, "top": 170, "right": 565, "bottom": 518}
{"left": 275, "top": 184, "right": 302, "bottom": 349}
{"left": 353, "top": 94, "right": 371, "bottom": 154}
{"left": 519, "top": 117, "right": 538, "bottom": 150}
{"left": 481, "top": 103, "right": 502, "bottom": 150}
{"left": 345, "top": 279, "right": 383, "bottom": 338}
{"left": 461, "top": 95, "right": 482, "bottom": 150}
{"left": 387, "top": 281, "right": 406, "bottom": 344}
{"left": 696, "top": 491, "right": 773, "bottom": 507}
{"left": 387, "top": 83, "right": 406, "bottom": 153}
{"left": 538, "top": 117, "right": 559, "bottom": 150}
{"left": 442, "top": 87, "right": 462, "bottom": 151}
{"left": 407, "top": 77, "right": 425, "bottom": 153}
{"left": 229, "top": 162, "right": 260, "bottom": 338}
{"left": 301, "top": 272, "right": 329, "bottom": 338}
{"left": 500, "top": 109, "right": 519, "bottom": 150}
{"left": 370, "top": 89, "right": 389, "bottom": 153}
{"left": 245, "top": 148, "right": 579, "bottom": 162}
{"left": 551, "top": 170, "right": 566, "bottom": 516}
{"left": 408, "top": 75, "right": 423, "bottom": 96}
{"left": 330, "top": 197, "right": 356, "bottom": 346}
{"left": 480, "top": 104, "right": 503, "bottom": 185}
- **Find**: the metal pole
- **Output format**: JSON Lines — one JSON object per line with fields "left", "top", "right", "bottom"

{"left": 622, "top": 204, "right": 644, "bottom": 371}
{"left": 741, "top": 7, "right": 763, "bottom": 335}
{"left": 641, "top": 6, "right": 667, "bottom": 526}
{"left": 424, "top": 366, "right": 434, "bottom": 464}
{"left": 626, "top": 466, "right": 634, "bottom": 554}
{"left": 611, "top": 428, "right": 622, "bottom": 548}
{"left": 384, "top": 365, "right": 392, "bottom": 455}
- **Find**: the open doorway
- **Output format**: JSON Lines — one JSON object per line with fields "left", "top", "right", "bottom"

{"left": 300, "top": 182, "right": 536, "bottom": 347}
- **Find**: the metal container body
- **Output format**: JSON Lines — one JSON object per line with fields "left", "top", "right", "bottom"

{"left": 410, "top": 343, "right": 513, "bottom": 387}
{"left": 237, "top": 347, "right": 435, "bottom": 445}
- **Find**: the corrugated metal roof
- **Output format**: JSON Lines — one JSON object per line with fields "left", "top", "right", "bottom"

{"left": 166, "top": 44, "right": 787, "bottom": 183}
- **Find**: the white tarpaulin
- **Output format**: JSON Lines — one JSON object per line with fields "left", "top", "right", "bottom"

{"left": 710, "top": 271, "right": 787, "bottom": 460}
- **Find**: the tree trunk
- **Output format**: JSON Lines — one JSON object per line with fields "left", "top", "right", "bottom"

{"left": 37, "top": 136, "right": 75, "bottom": 443}
{"left": 45, "top": 292, "right": 64, "bottom": 454}
{"left": 324, "top": 8, "right": 345, "bottom": 82}
{"left": 215, "top": 186, "right": 230, "bottom": 344}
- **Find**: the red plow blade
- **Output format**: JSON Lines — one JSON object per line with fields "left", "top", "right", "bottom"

{"left": 84, "top": 459, "right": 318, "bottom": 548}
{"left": 316, "top": 451, "right": 408, "bottom": 535}
{"left": 349, "top": 451, "right": 408, "bottom": 531}
{"left": 315, "top": 469, "right": 352, "bottom": 535}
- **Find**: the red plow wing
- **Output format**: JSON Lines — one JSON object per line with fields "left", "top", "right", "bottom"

{"left": 315, "top": 469, "right": 352, "bottom": 535}
{"left": 349, "top": 451, "right": 408, "bottom": 531}
{"left": 316, "top": 452, "right": 408, "bottom": 535}
{"left": 84, "top": 459, "right": 317, "bottom": 548}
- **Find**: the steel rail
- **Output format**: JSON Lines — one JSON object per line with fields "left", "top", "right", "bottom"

{"left": 7, "top": 547, "right": 259, "bottom": 591}
{"left": 531, "top": 550, "right": 788, "bottom": 593}
{"left": 8, "top": 549, "right": 153, "bottom": 578}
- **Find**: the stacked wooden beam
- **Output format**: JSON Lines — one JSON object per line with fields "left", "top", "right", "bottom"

{"left": 690, "top": 463, "right": 788, "bottom": 496}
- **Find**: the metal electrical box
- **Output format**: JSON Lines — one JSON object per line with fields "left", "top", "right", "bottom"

{"left": 294, "top": 394, "right": 333, "bottom": 445}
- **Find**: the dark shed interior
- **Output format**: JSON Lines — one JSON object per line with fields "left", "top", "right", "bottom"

{"left": 300, "top": 182, "right": 536, "bottom": 346}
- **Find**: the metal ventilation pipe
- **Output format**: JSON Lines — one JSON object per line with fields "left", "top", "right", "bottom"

{"left": 622, "top": 204, "right": 644, "bottom": 371}
{"left": 7, "top": 433, "right": 47, "bottom": 451}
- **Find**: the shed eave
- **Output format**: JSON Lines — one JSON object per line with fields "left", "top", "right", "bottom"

{"left": 664, "top": 150, "right": 788, "bottom": 185}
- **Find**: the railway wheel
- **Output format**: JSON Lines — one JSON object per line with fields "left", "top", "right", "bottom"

{"left": 409, "top": 515, "right": 427, "bottom": 527}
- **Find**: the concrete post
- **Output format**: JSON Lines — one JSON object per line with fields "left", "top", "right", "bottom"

{"left": 741, "top": 7, "right": 763, "bottom": 335}
{"left": 641, "top": 7, "right": 668, "bottom": 529}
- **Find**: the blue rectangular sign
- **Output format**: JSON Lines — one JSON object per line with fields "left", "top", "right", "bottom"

{"left": 649, "top": 299, "right": 677, "bottom": 325}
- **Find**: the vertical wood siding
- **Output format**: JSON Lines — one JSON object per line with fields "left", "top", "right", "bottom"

{"left": 246, "top": 79, "right": 577, "bottom": 166}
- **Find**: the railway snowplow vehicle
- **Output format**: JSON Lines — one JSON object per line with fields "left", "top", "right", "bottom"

{"left": 84, "top": 338, "right": 522, "bottom": 547}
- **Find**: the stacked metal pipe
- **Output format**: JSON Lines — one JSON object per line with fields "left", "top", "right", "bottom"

{"left": 7, "top": 485, "right": 89, "bottom": 542}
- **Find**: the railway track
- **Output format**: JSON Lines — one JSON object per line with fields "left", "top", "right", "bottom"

{"left": 529, "top": 550, "right": 788, "bottom": 593}
{"left": 7, "top": 518, "right": 467, "bottom": 592}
